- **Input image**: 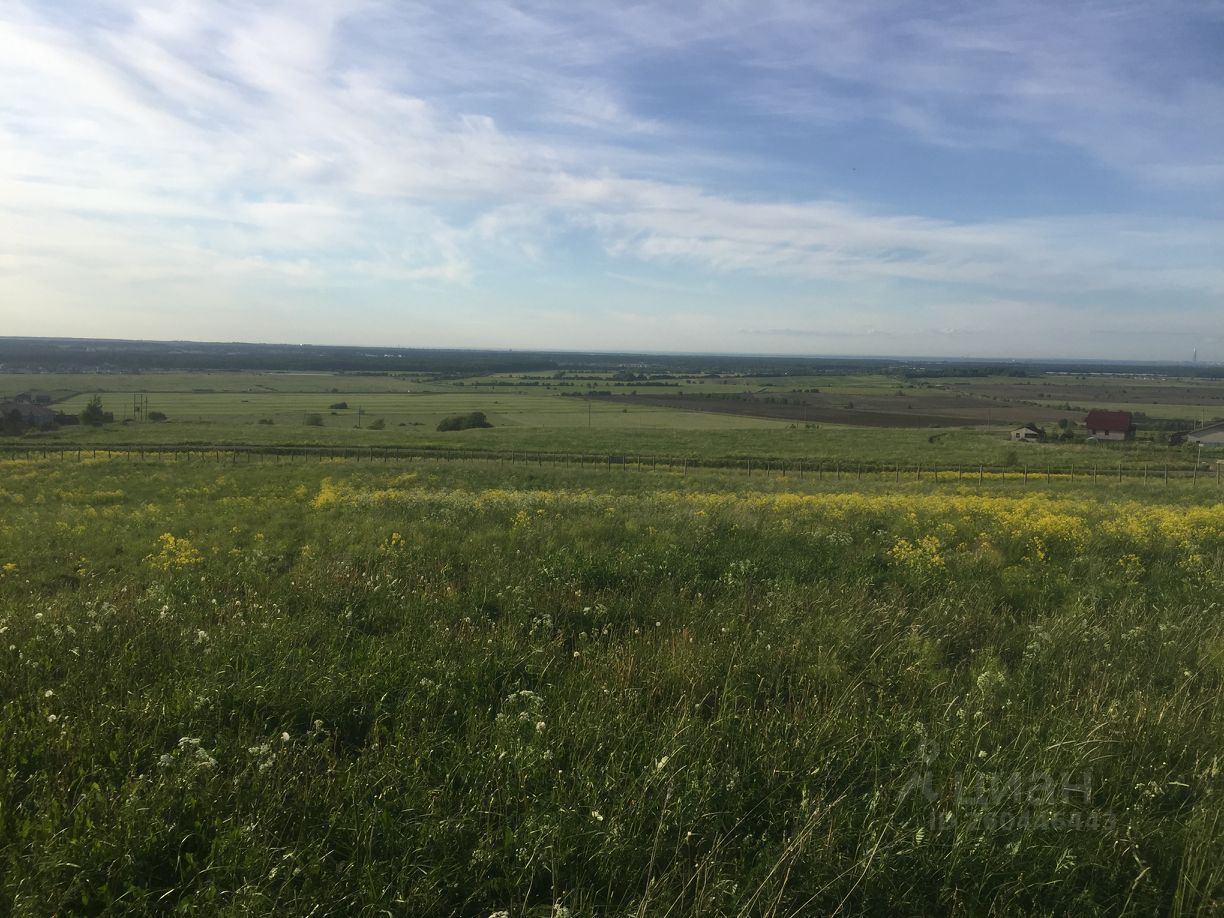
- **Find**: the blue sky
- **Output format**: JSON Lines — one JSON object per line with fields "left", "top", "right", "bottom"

{"left": 1, "top": 1, "right": 1222, "bottom": 359}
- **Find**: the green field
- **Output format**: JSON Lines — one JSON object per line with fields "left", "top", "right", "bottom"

{"left": 3, "top": 370, "right": 1222, "bottom": 471}
{"left": 48, "top": 390, "right": 790, "bottom": 432}
{"left": 2, "top": 458, "right": 1222, "bottom": 914}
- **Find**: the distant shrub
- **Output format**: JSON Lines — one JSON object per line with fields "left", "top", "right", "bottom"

{"left": 436, "top": 411, "right": 492, "bottom": 432}
{"left": 367, "top": 418, "right": 385, "bottom": 430}
{"left": 329, "top": 402, "right": 349, "bottom": 410}
{"left": 257, "top": 418, "right": 275, "bottom": 425}
{"left": 304, "top": 413, "right": 324, "bottom": 427}
{"left": 80, "top": 395, "right": 107, "bottom": 427}
{"left": 1, "top": 408, "right": 25, "bottom": 436}
{"left": 147, "top": 411, "right": 167, "bottom": 422}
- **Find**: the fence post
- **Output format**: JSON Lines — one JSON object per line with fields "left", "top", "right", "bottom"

{"left": 1164, "top": 464, "right": 1168, "bottom": 485}
{"left": 978, "top": 465, "right": 983, "bottom": 484}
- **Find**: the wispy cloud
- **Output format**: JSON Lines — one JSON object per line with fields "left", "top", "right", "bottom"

{"left": 1, "top": 1, "right": 1221, "bottom": 358}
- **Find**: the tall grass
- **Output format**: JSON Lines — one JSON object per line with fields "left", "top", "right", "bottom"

{"left": 1, "top": 461, "right": 1221, "bottom": 915}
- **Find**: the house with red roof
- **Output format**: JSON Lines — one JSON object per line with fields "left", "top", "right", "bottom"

{"left": 1084, "top": 410, "right": 1134, "bottom": 441}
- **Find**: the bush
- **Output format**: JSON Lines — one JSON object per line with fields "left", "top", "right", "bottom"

{"left": 147, "top": 411, "right": 167, "bottom": 422}
{"left": 329, "top": 402, "right": 349, "bottom": 410}
{"left": 436, "top": 411, "right": 493, "bottom": 432}
{"left": 304, "top": 413, "right": 324, "bottom": 427}
{"left": 80, "top": 396, "right": 107, "bottom": 427}
{"left": 257, "top": 418, "right": 275, "bottom": 426}
{"left": 1, "top": 408, "right": 26, "bottom": 436}
{"left": 367, "top": 419, "right": 386, "bottom": 430}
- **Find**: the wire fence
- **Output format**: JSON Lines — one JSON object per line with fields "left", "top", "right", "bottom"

{"left": 4, "top": 443, "right": 1222, "bottom": 486}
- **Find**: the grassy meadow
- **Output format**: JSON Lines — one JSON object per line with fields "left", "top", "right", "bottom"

{"left": 3, "top": 368, "right": 1220, "bottom": 470}
{"left": 2, "top": 457, "right": 1223, "bottom": 915}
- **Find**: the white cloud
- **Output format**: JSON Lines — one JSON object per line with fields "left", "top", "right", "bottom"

{"left": 0, "top": 0, "right": 1221, "bottom": 357}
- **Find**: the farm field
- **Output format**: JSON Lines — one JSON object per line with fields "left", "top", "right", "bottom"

{"left": 4, "top": 418, "right": 1215, "bottom": 473}
{"left": 1, "top": 458, "right": 1223, "bottom": 914}
{"left": 44, "top": 390, "right": 791, "bottom": 433}
{"left": 3, "top": 368, "right": 1222, "bottom": 470}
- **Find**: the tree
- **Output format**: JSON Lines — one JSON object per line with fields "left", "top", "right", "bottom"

{"left": 436, "top": 411, "right": 492, "bottom": 432}
{"left": 1, "top": 408, "right": 25, "bottom": 436}
{"left": 80, "top": 396, "right": 107, "bottom": 427}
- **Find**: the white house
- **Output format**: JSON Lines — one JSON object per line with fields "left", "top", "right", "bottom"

{"left": 1010, "top": 424, "right": 1044, "bottom": 442}
{"left": 1186, "top": 420, "right": 1224, "bottom": 446}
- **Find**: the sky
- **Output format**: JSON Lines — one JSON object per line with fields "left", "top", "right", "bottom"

{"left": 1, "top": 1, "right": 1222, "bottom": 360}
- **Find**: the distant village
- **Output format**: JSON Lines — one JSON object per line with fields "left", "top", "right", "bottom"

{"left": 1010, "top": 410, "right": 1224, "bottom": 446}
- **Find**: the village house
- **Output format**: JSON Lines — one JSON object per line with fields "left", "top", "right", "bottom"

{"left": 0, "top": 401, "right": 57, "bottom": 427}
{"left": 1084, "top": 409, "right": 1134, "bottom": 441}
{"left": 1010, "top": 424, "right": 1044, "bottom": 442}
